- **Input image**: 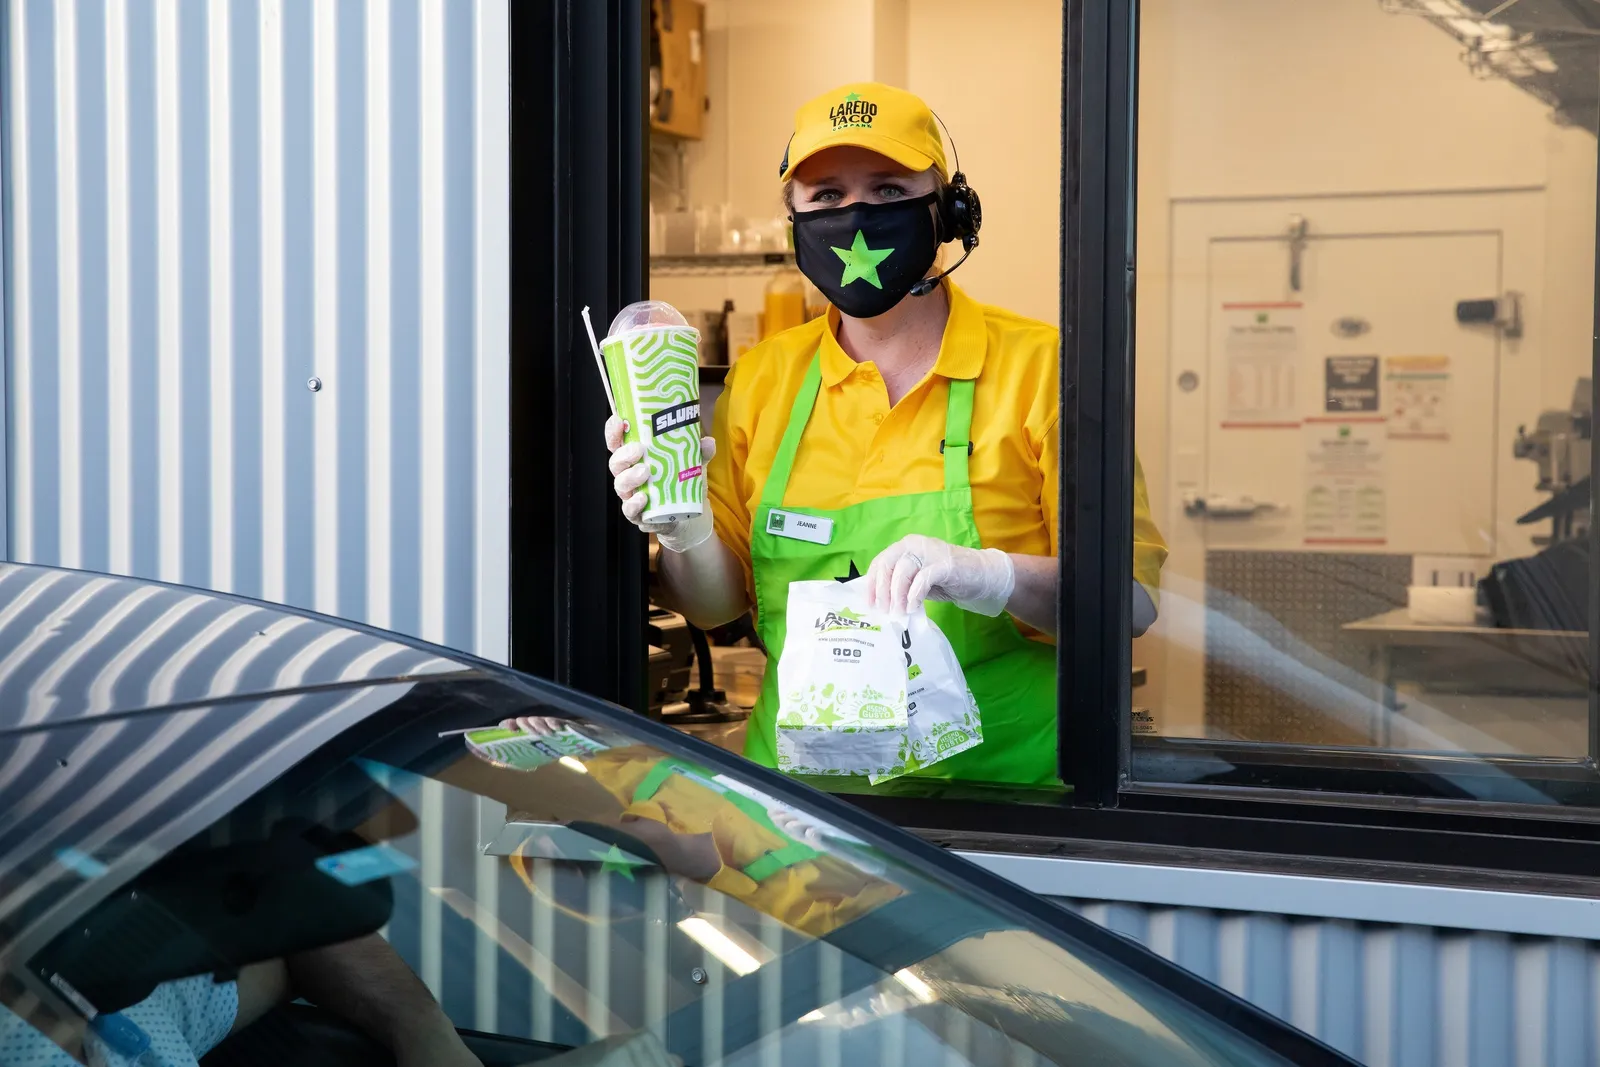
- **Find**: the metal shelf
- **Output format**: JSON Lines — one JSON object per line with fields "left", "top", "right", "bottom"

{"left": 651, "top": 252, "right": 794, "bottom": 277}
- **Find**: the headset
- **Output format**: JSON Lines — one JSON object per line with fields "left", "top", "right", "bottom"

{"left": 911, "top": 110, "right": 983, "bottom": 297}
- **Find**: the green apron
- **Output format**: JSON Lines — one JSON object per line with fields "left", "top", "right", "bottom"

{"left": 743, "top": 352, "right": 1060, "bottom": 788}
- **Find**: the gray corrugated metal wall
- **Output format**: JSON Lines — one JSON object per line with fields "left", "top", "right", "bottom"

{"left": 0, "top": 0, "right": 510, "bottom": 660}
{"left": 1059, "top": 899, "right": 1600, "bottom": 1067}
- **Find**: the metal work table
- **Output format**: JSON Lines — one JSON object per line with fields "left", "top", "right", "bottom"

{"left": 1342, "top": 609, "right": 1586, "bottom": 745}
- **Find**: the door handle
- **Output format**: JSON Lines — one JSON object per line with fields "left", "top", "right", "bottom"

{"left": 1183, "top": 493, "right": 1282, "bottom": 519}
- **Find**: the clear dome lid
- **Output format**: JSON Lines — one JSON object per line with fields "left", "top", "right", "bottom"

{"left": 607, "top": 300, "right": 688, "bottom": 336}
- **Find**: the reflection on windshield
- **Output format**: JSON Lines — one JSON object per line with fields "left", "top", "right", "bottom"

{"left": 12, "top": 687, "right": 1304, "bottom": 1067}
{"left": 440, "top": 716, "right": 906, "bottom": 937}
{"left": 358, "top": 710, "right": 1297, "bottom": 1065}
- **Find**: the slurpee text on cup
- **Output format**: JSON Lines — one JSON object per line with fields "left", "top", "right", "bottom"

{"left": 601, "top": 301, "right": 706, "bottom": 524}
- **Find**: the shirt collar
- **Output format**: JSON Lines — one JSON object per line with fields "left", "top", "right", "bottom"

{"left": 818, "top": 282, "right": 988, "bottom": 388}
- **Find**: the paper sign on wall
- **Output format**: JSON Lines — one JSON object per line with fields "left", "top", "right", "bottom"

{"left": 1386, "top": 355, "right": 1450, "bottom": 440}
{"left": 1304, "top": 418, "right": 1386, "bottom": 545}
{"left": 1221, "top": 302, "right": 1301, "bottom": 427}
{"left": 1324, "top": 356, "right": 1379, "bottom": 413}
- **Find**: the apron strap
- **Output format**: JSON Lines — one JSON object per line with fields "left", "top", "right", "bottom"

{"left": 631, "top": 757, "right": 822, "bottom": 881}
{"left": 942, "top": 378, "right": 975, "bottom": 490}
{"left": 741, "top": 842, "right": 821, "bottom": 882}
{"left": 758, "top": 352, "right": 825, "bottom": 511}
{"left": 632, "top": 759, "right": 688, "bottom": 804}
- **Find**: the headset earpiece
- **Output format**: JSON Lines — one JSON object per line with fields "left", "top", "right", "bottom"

{"left": 939, "top": 170, "right": 982, "bottom": 251}
{"left": 912, "top": 112, "right": 982, "bottom": 298}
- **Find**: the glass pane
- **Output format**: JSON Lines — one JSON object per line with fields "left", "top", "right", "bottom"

{"left": 1131, "top": 0, "right": 1596, "bottom": 794}
{"left": 7, "top": 686, "right": 1297, "bottom": 1065}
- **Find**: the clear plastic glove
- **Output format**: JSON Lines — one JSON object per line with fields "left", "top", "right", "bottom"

{"left": 606, "top": 415, "right": 715, "bottom": 553}
{"left": 500, "top": 715, "right": 571, "bottom": 736}
{"left": 765, "top": 807, "right": 828, "bottom": 849}
{"left": 866, "top": 534, "right": 1016, "bottom": 618}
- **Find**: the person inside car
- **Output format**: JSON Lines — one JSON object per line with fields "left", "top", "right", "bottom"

{"left": 0, "top": 932, "right": 483, "bottom": 1067}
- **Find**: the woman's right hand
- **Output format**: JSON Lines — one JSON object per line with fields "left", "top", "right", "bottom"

{"left": 606, "top": 416, "right": 716, "bottom": 553}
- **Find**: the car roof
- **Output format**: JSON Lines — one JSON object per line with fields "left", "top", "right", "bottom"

{"left": 0, "top": 683, "right": 426, "bottom": 972}
{"left": 0, "top": 562, "right": 472, "bottom": 736}
{"left": 0, "top": 562, "right": 483, "bottom": 975}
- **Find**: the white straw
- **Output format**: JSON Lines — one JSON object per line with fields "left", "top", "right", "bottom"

{"left": 581, "top": 306, "right": 620, "bottom": 419}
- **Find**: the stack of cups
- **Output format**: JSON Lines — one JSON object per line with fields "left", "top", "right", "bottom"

{"left": 592, "top": 301, "right": 706, "bottom": 525}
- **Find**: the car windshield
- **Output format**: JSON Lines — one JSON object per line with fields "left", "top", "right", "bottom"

{"left": 8, "top": 677, "right": 1306, "bottom": 1066}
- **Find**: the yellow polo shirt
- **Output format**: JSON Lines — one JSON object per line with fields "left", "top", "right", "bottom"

{"left": 706, "top": 284, "right": 1166, "bottom": 625}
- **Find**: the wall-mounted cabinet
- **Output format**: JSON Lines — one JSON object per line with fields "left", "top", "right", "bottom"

{"left": 650, "top": 0, "right": 706, "bottom": 140}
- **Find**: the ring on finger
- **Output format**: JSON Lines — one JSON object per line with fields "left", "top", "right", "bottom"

{"left": 905, "top": 553, "right": 924, "bottom": 570}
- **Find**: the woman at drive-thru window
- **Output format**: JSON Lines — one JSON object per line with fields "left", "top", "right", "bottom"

{"left": 608, "top": 82, "right": 1167, "bottom": 787}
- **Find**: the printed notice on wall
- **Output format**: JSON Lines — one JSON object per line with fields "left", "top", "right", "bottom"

{"left": 1221, "top": 302, "right": 1301, "bottom": 427}
{"left": 1386, "top": 355, "right": 1450, "bottom": 440}
{"left": 1324, "top": 355, "right": 1379, "bottom": 413}
{"left": 1304, "top": 418, "right": 1386, "bottom": 545}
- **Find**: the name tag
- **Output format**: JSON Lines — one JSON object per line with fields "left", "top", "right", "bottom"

{"left": 765, "top": 509, "right": 833, "bottom": 545}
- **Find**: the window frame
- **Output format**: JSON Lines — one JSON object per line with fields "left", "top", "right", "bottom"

{"left": 510, "top": 0, "right": 651, "bottom": 710}
{"left": 1059, "top": 0, "right": 1140, "bottom": 805}
{"left": 1051, "top": 0, "right": 1600, "bottom": 840}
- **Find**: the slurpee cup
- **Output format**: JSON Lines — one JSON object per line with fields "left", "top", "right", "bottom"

{"left": 596, "top": 301, "right": 706, "bottom": 524}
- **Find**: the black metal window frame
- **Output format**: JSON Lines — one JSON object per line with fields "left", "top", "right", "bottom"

{"left": 510, "top": 0, "right": 651, "bottom": 712}
{"left": 1053, "top": 0, "right": 1600, "bottom": 861}
{"left": 511, "top": 0, "right": 1600, "bottom": 887}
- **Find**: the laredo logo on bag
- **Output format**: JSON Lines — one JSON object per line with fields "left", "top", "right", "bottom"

{"left": 776, "top": 578, "right": 983, "bottom": 784}
{"left": 816, "top": 608, "right": 879, "bottom": 634}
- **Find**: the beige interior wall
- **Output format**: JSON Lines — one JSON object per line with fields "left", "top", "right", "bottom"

{"left": 1134, "top": 0, "right": 1596, "bottom": 522}
{"left": 905, "top": 0, "right": 1062, "bottom": 325}
{"left": 652, "top": 0, "right": 884, "bottom": 325}
{"left": 874, "top": 0, "right": 910, "bottom": 96}
{"left": 1137, "top": 0, "right": 1595, "bottom": 418}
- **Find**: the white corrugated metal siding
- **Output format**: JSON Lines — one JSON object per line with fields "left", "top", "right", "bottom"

{"left": 0, "top": 0, "right": 510, "bottom": 660}
{"left": 1060, "top": 898, "right": 1600, "bottom": 1067}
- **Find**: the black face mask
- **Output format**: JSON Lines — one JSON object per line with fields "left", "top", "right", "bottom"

{"left": 791, "top": 193, "right": 939, "bottom": 320}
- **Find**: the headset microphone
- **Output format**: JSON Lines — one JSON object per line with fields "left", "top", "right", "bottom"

{"left": 910, "top": 243, "right": 975, "bottom": 297}
{"left": 913, "top": 111, "right": 982, "bottom": 298}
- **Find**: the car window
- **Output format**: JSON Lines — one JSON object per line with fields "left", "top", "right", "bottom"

{"left": 6, "top": 679, "right": 1310, "bottom": 1067}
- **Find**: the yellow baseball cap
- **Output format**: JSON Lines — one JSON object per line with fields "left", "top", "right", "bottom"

{"left": 778, "top": 82, "right": 948, "bottom": 183}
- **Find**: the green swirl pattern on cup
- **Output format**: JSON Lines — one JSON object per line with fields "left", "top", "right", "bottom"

{"left": 603, "top": 325, "right": 705, "bottom": 521}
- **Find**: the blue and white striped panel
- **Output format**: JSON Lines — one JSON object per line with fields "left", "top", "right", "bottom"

{"left": 1064, "top": 898, "right": 1600, "bottom": 1067}
{"left": 0, "top": 563, "right": 467, "bottom": 732}
{"left": 0, "top": 683, "right": 413, "bottom": 971}
{"left": 0, "top": 0, "right": 511, "bottom": 662}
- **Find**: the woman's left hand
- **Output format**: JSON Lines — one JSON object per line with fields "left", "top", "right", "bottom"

{"left": 866, "top": 534, "right": 1016, "bottom": 617}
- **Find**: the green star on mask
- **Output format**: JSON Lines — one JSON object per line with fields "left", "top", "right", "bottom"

{"left": 832, "top": 231, "right": 894, "bottom": 289}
